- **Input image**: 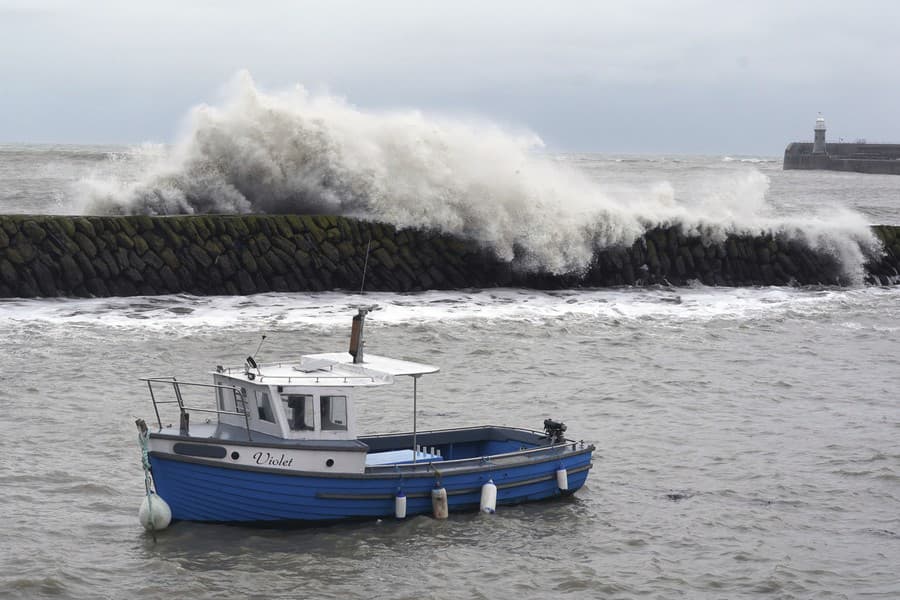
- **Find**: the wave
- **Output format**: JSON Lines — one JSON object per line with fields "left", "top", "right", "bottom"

{"left": 3, "top": 287, "right": 898, "bottom": 334}
{"left": 76, "top": 71, "right": 880, "bottom": 278}
{"left": 721, "top": 156, "right": 778, "bottom": 164}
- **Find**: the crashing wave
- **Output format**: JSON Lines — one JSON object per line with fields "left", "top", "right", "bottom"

{"left": 76, "top": 71, "right": 880, "bottom": 279}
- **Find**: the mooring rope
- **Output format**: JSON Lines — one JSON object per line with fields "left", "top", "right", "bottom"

{"left": 135, "top": 419, "right": 157, "bottom": 543}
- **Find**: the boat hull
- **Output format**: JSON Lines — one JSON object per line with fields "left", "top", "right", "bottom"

{"left": 149, "top": 447, "right": 593, "bottom": 523}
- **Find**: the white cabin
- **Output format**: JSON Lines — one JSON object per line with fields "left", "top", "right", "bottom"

{"left": 211, "top": 352, "right": 439, "bottom": 443}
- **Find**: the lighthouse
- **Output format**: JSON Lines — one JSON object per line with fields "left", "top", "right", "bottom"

{"left": 813, "top": 114, "right": 826, "bottom": 154}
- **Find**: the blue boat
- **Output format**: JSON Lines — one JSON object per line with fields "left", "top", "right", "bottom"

{"left": 135, "top": 308, "right": 594, "bottom": 526}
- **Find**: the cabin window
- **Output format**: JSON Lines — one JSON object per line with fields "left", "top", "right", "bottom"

{"left": 320, "top": 395, "right": 348, "bottom": 431}
{"left": 255, "top": 391, "right": 275, "bottom": 423}
{"left": 217, "top": 388, "right": 225, "bottom": 411}
{"left": 283, "top": 394, "right": 314, "bottom": 431}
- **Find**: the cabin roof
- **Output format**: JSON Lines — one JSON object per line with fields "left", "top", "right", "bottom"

{"left": 215, "top": 352, "right": 439, "bottom": 387}
{"left": 305, "top": 352, "right": 440, "bottom": 376}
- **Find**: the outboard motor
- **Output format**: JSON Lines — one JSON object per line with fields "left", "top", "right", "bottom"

{"left": 543, "top": 418, "right": 567, "bottom": 444}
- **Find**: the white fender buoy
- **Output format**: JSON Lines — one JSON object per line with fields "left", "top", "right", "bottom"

{"left": 431, "top": 486, "right": 448, "bottom": 519}
{"left": 556, "top": 468, "right": 569, "bottom": 491}
{"left": 395, "top": 492, "right": 407, "bottom": 519}
{"left": 139, "top": 493, "right": 172, "bottom": 531}
{"left": 480, "top": 479, "right": 497, "bottom": 513}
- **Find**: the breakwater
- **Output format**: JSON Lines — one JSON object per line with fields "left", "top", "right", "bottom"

{"left": 783, "top": 142, "right": 900, "bottom": 175}
{"left": 0, "top": 215, "right": 897, "bottom": 298}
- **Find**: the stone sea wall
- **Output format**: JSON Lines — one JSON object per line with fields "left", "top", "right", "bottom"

{"left": 0, "top": 215, "right": 898, "bottom": 298}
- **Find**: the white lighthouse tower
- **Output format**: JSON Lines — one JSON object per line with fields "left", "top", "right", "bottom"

{"left": 813, "top": 114, "right": 826, "bottom": 154}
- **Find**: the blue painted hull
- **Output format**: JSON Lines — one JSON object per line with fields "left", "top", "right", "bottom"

{"left": 149, "top": 450, "right": 593, "bottom": 523}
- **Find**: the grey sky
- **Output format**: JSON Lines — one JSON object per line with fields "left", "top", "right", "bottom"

{"left": 1, "top": 0, "right": 898, "bottom": 154}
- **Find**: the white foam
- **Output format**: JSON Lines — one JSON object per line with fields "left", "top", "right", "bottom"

{"left": 3, "top": 287, "right": 898, "bottom": 335}
{"left": 76, "top": 71, "right": 881, "bottom": 278}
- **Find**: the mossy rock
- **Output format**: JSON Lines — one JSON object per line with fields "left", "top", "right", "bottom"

{"left": 271, "top": 216, "right": 294, "bottom": 238}
{"left": 7, "top": 242, "right": 35, "bottom": 265}
{"left": 0, "top": 258, "right": 18, "bottom": 284}
{"left": 30, "top": 261, "right": 57, "bottom": 296}
{"left": 90, "top": 255, "right": 111, "bottom": 279}
{"left": 132, "top": 235, "right": 150, "bottom": 256}
{"left": 373, "top": 247, "right": 396, "bottom": 270}
{"left": 225, "top": 218, "right": 250, "bottom": 238}
{"left": 294, "top": 249, "right": 312, "bottom": 269}
{"left": 398, "top": 246, "right": 421, "bottom": 268}
{"left": 117, "top": 218, "right": 137, "bottom": 237}
{"left": 159, "top": 248, "right": 181, "bottom": 271}
{"left": 236, "top": 271, "right": 256, "bottom": 294}
{"left": 1, "top": 218, "right": 19, "bottom": 236}
{"left": 165, "top": 218, "right": 184, "bottom": 234}
{"left": 157, "top": 220, "right": 184, "bottom": 249}
{"left": 74, "top": 232, "right": 98, "bottom": 258}
{"left": 380, "top": 237, "right": 398, "bottom": 254}
{"left": 128, "top": 250, "right": 146, "bottom": 272}
{"left": 143, "top": 232, "right": 166, "bottom": 254}
{"left": 99, "top": 250, "right": 120, "bottom": 277}
{"left": 123, "top": 267, "right": 143, "bottom": 283}
{"left": 158, "top": 266, "right": 180, "bottom": 290}
{"left": 85, "top": 217, "right": 105, "bottom": 235}
{"left": 320, "top": 241, "right": 341, "bottom": 263}
{"left": 0, "top": 228, "right": 9, "bottom": 249}
{"left": 338, "top": 241, "right": 356, "bottom": 259}
{"left": 216, "top": 254, "right": 236, "bottom": 278}
{"left": 271, "top": 236, "right": 297, "bottom": 255}
{"left": 253, "top": 233, "right": 272, "bottom": 254}
{"left": 240, "top": 248, "right": 259, "bottom": 273}
{"left": 265, "top": 250, "right": 288, "bottom": 275}
{"left": 75, "top": 252, "right": 98, "bottom": 280}
{"left": 185, "top": 244, "right": 211, "bottom": 269}
{"left": 313, "top": 215, "right": 334, "bottom": 229}
{"left": 59, "top": 254, "right": 84, "bottom": 287}
{"left": 256, "top": 254, "right": 276, "bottom": 278}
{"left": 132, "top": 215, "right": 153, "bottom": 232}
{"left": 114, "top": 232, "right": 134, "bottom": 250}
{"left": 338, "top": 218, "right": 353, "bottom": 239}
{"left": 306, "top": 220, "right": 326, "bottom": 244}
{"left": 22, "top": 220, "right": 47, "bottom": 243}
{"left": 284, "top": 215, "right": 306, "bottom": 233}
{"left": 202, "top": 239, "right": 223, "bottom": 256}
{"left": 99, "top": 231, "right": 117, "bottom": 250}
{"left": 113, "top": 247, "right": 129, "bottom": 271}
{"left": 187, "top": 218, "right": 208, "bottom": 240}
{"left": 143, "top": 250, "right": 164, "bottom": 270}
{"left": 73, "top": 217, "right": 95, "bottom": 237}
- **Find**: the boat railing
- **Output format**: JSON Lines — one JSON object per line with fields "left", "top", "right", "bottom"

{"left": 141, "top": 377, "right": 254, "bottom": 440}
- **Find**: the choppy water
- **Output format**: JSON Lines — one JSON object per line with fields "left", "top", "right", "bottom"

{"left": 1, "top": 146, "right": 899, "bottom": 599}
{"left": 2, "top": 288, "right": 899, "bottom": 599}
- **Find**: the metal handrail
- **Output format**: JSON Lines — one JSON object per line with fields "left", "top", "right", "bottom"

{"left": 141, "top": 377, "right": 253, "bottom": 441}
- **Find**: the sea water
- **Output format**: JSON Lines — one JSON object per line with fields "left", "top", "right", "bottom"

{"left": 1, "top": 138, "right": 899, "bottom": 599}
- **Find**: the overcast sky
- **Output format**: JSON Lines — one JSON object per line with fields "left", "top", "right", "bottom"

{"left": 1, "top": 0, "right": 898, "bottom": 154}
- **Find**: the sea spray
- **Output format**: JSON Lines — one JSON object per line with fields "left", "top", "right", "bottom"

{"left": 76, "top": 71, "right": 881, "bottom": 279}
